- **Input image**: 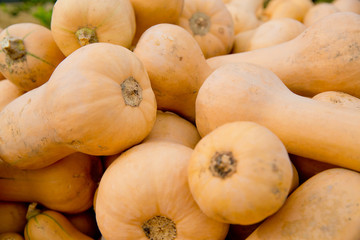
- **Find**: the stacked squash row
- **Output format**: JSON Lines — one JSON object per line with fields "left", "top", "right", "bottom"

{"left": 0, "top": 0, "right": 360, "bottom": 239}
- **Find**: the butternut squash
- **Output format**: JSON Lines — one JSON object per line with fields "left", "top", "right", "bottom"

{"left": 65, "top": 209, "right": 101, "bottom": 239}
{"left": 333, "top": 0, "right": 360, "bottom": 14}
{"left": 0, "top": 80, "right": 24, "bottom": 111}
{"left": 233, "top": 18, "right": 305, "bottom": 53}
{"left": 24, "top": 203, "right": 93, "bottom": 240}
{"left": 177, "top": 0, "right": 234, "bottom": 58}
{"left": 188, "top": 121, "right": 293, "bottom": 225}
{"left": 0, "top": 153, "right": 102, "bottom": 213}
{"left": 0, "top": 43, "right": 157, "bottom": 169}
{"left": 195, "top": 63, "right": 360, "bottom": 172}
{"left": 0, "top": 202, "right": 27, "bottom": 234}
{"left": 260, "top": 0, "right": 313, "bottom": 22}
{"left": 313, "top": 91, "right": 360, "bottom": 110}
{"left": 303, "top": 3, "right": 339, "bottom": 27}
{"left": 207, "top": 12, "right": 360, "bottom": 97}
{"left": 0, "top": 23, "right": 65, "bottom": 91}
{"left": 0, "top": 233, "right": 24, "bottom": 240}
{"left": 51, "top": 0, "right": 136, "bottom": 56}
{"left": 134, "top": 23, "right": 212, "bottom": 122}
{"left": 246, "top": 168, "right": 360, "bottom": 240}
{"left": 95, "top": 142, "right": 229, "bottom": 239}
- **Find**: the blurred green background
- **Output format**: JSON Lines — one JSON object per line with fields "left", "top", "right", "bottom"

{"left": 0, "top": 0, "right": 334, "bottom": 29}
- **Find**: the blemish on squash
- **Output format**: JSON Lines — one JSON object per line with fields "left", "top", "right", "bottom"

{"left": 121, "top": 76, "right": 143, "bottom": 107}
{"left": 189, "top": 12, "right": 211, "bottom": 36}
{"left": 142, "top": 215, "right": 177, "bottom": 240}
{"left": 1, "top": 36, "right": 27, "bottom": 61}
{"left": 218, "top": 27, "right": 224, "bottom": 34}
{"left": 209, "top": 151, "right": 237, "bottom": 179}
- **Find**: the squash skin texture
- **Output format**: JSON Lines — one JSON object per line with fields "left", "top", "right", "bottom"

{"left": 196, "top": 63, "right": 360, "bottom": 172}
{"left": 0, "top": 202, "right": 27, "bottom": 234}
{"left": 246, "top": 168, "right": 360, "bottom": 240}
{"left": 96, "top": 142, "right": 229, "bottom": 240}
{"left": 0, "top": 153, "right": 102, "bottom": 214}
{"left": 0, "top": 43, "right": 157, "bottom": 169}
{"left": 207, "top": 12, "right": 360, "bottom": 98}
{"left": 0, "top": 23, "right": 65, "bottom": 91}
{"left": 0, "top": 80, "right": 24, "bottom": 111}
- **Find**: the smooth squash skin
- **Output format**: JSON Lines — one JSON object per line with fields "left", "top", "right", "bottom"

{"left": 134, "top": 23, "right": 212, "bottom": 122}
{"left": 0, "top": 43, "right": 157, "bottom": 169}
{"left": 0, "top": 80, "right": 24, "bottom": 111}
{"left": 333, "top": 0, "right": 360, "bottom": 14}
{"left": 177, "top": 0, "right": 234, "bottom": 58}
{"left": 313, "top": 91, "right": 360, "bottom": 110}
{"left": 65, "top": 209, "right": 101, "bottom": 239}
{"left": 96, "top": 142, "right": 229, "bottom": 240}
{"left": 260, "top": 0, "right": 313, "bottom": 22}
{"left": 0, "top": 202, "right": 27, "bottom": 234}
{"left": 188, "top": 121, "right": 293, "bottom": 225}
{"left": 246, "top": 168, "right": 360, "bottom": 240}
{"left": 195, "top": 63, "right": 360, "bottom": 172}
{"left": 207, "top": 12, "right": 360, "bottom": 98}
{"left": 25, "top": 205, "right": 93, "bottom": 240}
{"left": 0, "top": 233, "right": 24, "bottom": 240}
{"left": 51, "top": 0, "right": 136, "bottom": 56}
{"left": 0, "top": 23, "right": 65, "bottom": 91}
{"left": 0, "top": 153, "right": 103, "bottom": 214}
{"left": 303, "top": 3, "right": 339, "bottom": 27}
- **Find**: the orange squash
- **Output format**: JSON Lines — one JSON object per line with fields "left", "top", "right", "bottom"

{"left": 134, "top": 23, "right": 212, "bottom": 122}
{"left": 0, "top": 233, "right": 24, "bottom": 240}
{"left": 233, "top": 18, "right": 305, "bottom": 53}
{"left": 303, "top": 3, "right": 339, "bottom": 27}
{"left": 0, "top": 153, "right": 102, "bottom": 214}
{"left": 188, "top": 121, "right": 293, "bottom": 225}
{"left": 51, "top": 0, "right": 136, "bottom": 56}
{"left": 260, "top": 0, "right": 314, "bottom": 22}
{"left": 0, "top": 43, "right": 157, "bottom": 169}
{"left": 196, "top": 63, "right": 360, "bottom": 172}
{"left": 24, "top": 203, "right": 93, "bottom": 240}
{"left": 66, "top": 209, "right": 101, "bottom": 239}
{"left": 0, "top": 80, "right": 24, "bottom": 111}
{"left": 0, "top": 202, "right": 27, "bottom": 234}
{"left": 177, "top": 0, "right": 234, "bottom": 58}
{"left": 95, "top": 142, "right": 229, "bottom": 239}
{"left": 246, "top": 168, "right": 360, "bottom": 240}
{"left": 207, "top": 12, "right": 360, "bottom": 98}
{"left": 130, "top": 0, "right": 184, "bottom": 44}
{"left": 0, "top": 23, "right": 65, "bottom": 91}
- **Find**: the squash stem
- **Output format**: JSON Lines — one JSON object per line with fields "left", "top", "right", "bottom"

{"left": 142, "top": 215, "right": 177, "bottom": 240}
{"left": 189, "top": 12, "right": 211, "bottom": 36}
{"left": 210, "top": 151, "right": 237, "bottom": 178}
{"left": 121, "top": 76, "right": 143, "bottom": 107}
{"left": 1, "top": 36, "right": 26, "bottom": 60}
{"left": 26, "top": 202, "right": 42, "bottom": 220}
{"left": 75, "top": 27, "right": 98, "bottom": 46}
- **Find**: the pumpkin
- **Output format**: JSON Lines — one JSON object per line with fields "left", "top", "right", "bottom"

{"left": 0, "top": 43, "right": 157, "bottom": 169}
{"left": 260, "top": 0, "right": 313, "bottom": 22}
{"left": 0, "top": 202, "right": 27, "bottom": 234}
{"left": 0, "top": 233, "right": 24, "bottom": 240}
{"left": 333, "top": 0, "right": 360, "bottom": 14}
{"left": 0, "top": 80, "right": 24, "bottom": 111}
{"left": 66, "top": 209, "right": 101, "bottom": 239}
{"left": 177, "top": 0, "right": 234, "bottom": 58}
{"left": 0, "top": 23, "right": 65, "bottom": 91}
{"left": 95, "top": 142, "right": 229, "bottom": 239}
{"left": 0, "top": 153, "right": 103, "bottom": 214}
{"left": 207, "top": 12, "right": 360, "bottom": 98}
{"left": 303, "top": 3, "right": 339, "bottom": 27}
{"left": 233, "top": 17, "right": 306, "bottom": 53}
{"left": 134, "top": 23, "right": 212, "bottom": 122}
{"left": 224, "top": 0, "right": 263, "bottom": 35}
{"left": 130, "top": 0, "right": 184, "bottom": 45}
{"left": 24, "top": 203, "right": 93, "bottom": 240}
{"left": 246, "top": 168, "right": 360, "bottom": 240}
{"left": 188, "top": 121, "right": 293, "bottom": 225}
{"left": 51, "top": 0, "right": 136, "bottom": 56}
{"left": 195, "top": 63, "right": 360, "bottom": 172}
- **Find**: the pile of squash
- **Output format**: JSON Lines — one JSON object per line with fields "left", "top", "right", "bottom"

{"left": 0, "top": 0, "right": 359, "bottom": 239}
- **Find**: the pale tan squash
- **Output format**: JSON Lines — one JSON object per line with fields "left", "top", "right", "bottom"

{"left": 313, "top": 91, "right": 360, "bottom": 110}
{"left": 0, "top": 153, "right": 102, "bottom": 214}
{"left": 177, "top": 0, "right": 234, "bottom": 58}
{"left": 224, "top": 0, "right": 263, "bottom": 35}
{"left": 130, "top": 0, "right": 184, "bottom": 45}
{"left": 196, "top": 63, "right": 360, "bottom": 172}
{"left": 0, "top": 233, "right": 24, "bottom": 240}
{"left": 303, "top": 3, "right": 339, "bottom": 27}
{"left": 233, "top": 18, "right": 305, "bottom": 53}
{"left": 207, "top": 12, "right": 360, "bottom": 97}
{"left": 51, "top": 0, "right": 136, "bottom": 56}
{"left": 246, "top": 168, "right": 360, "bottom": 240}
{"left": 188, "top": 121, "right": 293, "bottom": 225}
{"left": 0, "top": 202, "right": 27, "bottom": 234}
{"left": 0, "top": 23, "right": 65, "bottom": 91}
{"left": 0, "top": 80, "right": 24, "bottom": 111}
{"left": 0, "top": 43, "right": 157, "bottom": 169}
{"left": 260, "top": 0, "right": 314, "bottom": 22}
{"left": 134, "top": 23, "right": 212, "bottom": 122}
{"left": 96, "top": 142, "right": 229, "bottom": 239}
{"left": 333, "top": 0, "right": 360, "bottom": 14}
